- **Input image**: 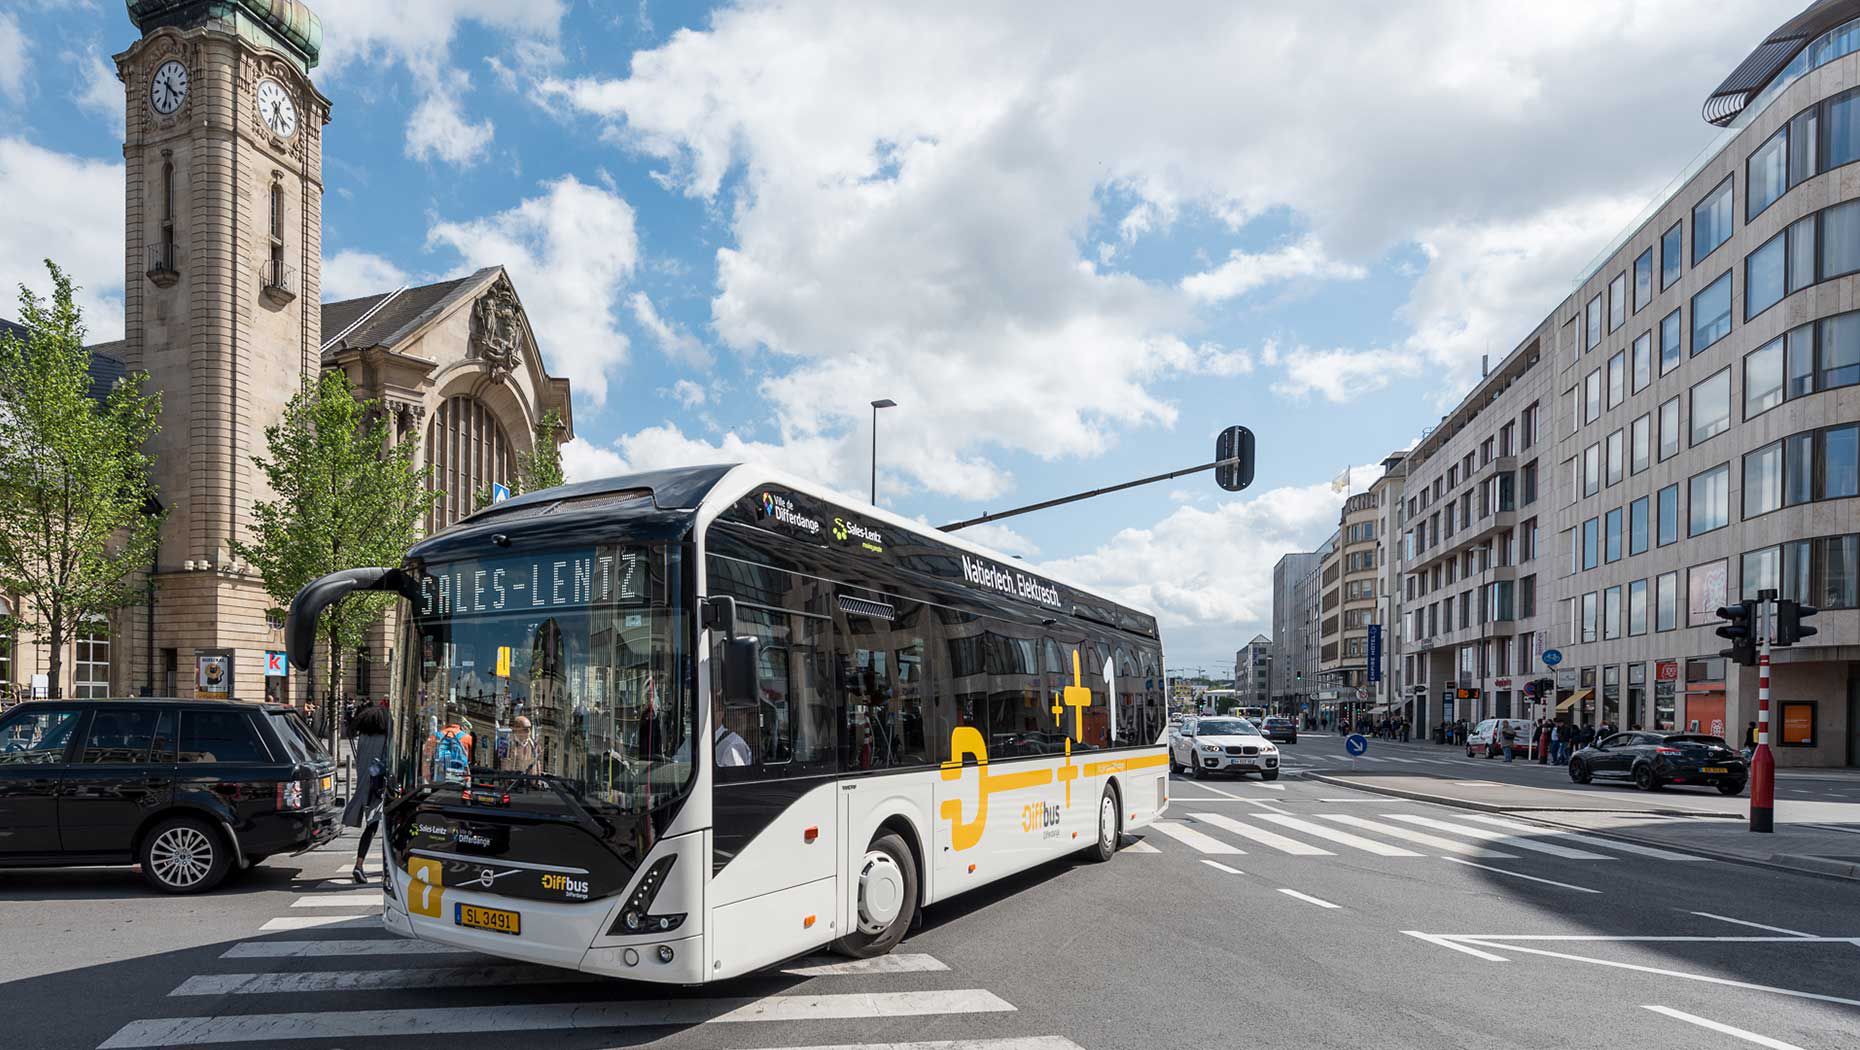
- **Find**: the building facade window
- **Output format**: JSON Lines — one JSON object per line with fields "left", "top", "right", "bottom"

{"left": 1690, "top": 368, "right": 1731, "bottom": 445}
{"left": 1657, "top": 483, "right": 1680, "bottom": 546}
{"left": 1634, "top": 247, "right": 1654, "bottom": 313}
{"left": 1746, "top": 231, "right": 1786, "bottom": 320}
{"left": 1692, "top": 176, "right": 1734, "bottom": 265}
{"left": 1585, "top": 369, "right": 1602, "bottom": 423}
{"left": 1744, "top": 545, "right": 1781, "bottom": 601}
{"left": 426, "top": 395, "right": 515, "bottom": 532}
{"left": 1745, "top": 440, "right": 1783, "bottom": 518}
{"left": 1631, "top": 331, "right": 1652, "bottom": 393}
{"left": 1745, "top": 336, "right": 1784, "bottom": 418}
{"left": 1748, "top": 124, "right": 1788, "bottom": 220}
{"left": 74, "top": 619, "right": 110, "bottom": 699}
{"left": 1656, "top": 571, "right": 1678, "bottom": 631}
{"left": 1629, "top": 495, "right": 1650, "bottom": 555}
{"left": 1606, "top": 429, "right": 1624, "bottom": 486}
{"left": 1586, "top": 294, "right": 1603, "bottom": 351}
{"left": 1607, "top": 351, "right": 1625, "bottom": 409}
{"left": 1603, "top": 585, "right": 1622, "bottom": 640}
{"left": 1689, "top": 463, "right": 1730, "bottom": 536}
{"left": 1660, "top": 308, "right": 1683, "bottom": 376}
{"left": 1583, "top": 443, "right": 1600, "bottom": 496}
{"left": 1631, "top": 413, "right": 1651, "bottom": 474}
{"left": 1691, "top": 271, "right": 1733, "bottom": 354}
{"left": 1605, "top": 507, "right": 1623, "bottom": 562}
{"left": 1609, "top": 271, "right": 1627, "bottom": 332}
{"left": 1659, "top": 396, "right": 1681, "bottom": 461}
{"left": 1662, "top": 221, "right": 1684, "bottom": 290}
{"left": 1582, "top": 517, "right": 1599, "bottom": 571}
{"left": 1628, "top": 579, "right": 1649, "bottom": 636}
{"left": 1688, "top": 560, "right": 1730, "bottom": 627}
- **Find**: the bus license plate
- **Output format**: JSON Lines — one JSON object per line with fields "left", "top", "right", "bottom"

{"left": 456, "top": 903, "right": 521, "bottom": 936}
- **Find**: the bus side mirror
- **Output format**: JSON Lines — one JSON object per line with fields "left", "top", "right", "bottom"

{"left": 722, "top": 637, "right": 759, "bottom": 704}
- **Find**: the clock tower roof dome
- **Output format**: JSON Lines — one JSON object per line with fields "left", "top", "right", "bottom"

{"left": 127, "top": 0, "right": 322, "bottom": 69}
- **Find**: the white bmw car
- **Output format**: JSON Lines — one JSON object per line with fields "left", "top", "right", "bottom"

{"left": 1168, "top": 716, "right": 1282, "bottom": 780}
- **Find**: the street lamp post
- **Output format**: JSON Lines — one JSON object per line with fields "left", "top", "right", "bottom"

{"left": 870, "top": 399, "right": 896, "bottom": 504}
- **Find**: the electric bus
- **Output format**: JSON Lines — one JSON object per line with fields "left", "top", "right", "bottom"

{"left": 286, "top": 465, "right": 1171, "bottom": 984}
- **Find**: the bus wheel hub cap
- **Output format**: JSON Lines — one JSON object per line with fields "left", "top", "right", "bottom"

{"left": 857, "top": 852, "right": 904, "bottom": 933}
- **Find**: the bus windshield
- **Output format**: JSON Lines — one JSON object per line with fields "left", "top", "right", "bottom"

{"left": 393, "top": 542, "right": 693, "bottom": 814}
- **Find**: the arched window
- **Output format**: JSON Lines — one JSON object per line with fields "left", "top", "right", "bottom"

{"left": 161, "top": 159, "right": 175, "bottom": 257}
{"left": 267, "top": 182, "right": 285, "bottom": 283}
{"left": 426, "top": 396, "right": 513, "bottom": 531}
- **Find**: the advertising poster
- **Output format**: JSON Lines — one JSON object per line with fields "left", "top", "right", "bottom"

{"left": 196, "top": 651, "right": 233, "bottom": 699}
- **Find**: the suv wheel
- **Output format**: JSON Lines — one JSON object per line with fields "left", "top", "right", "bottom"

{"left": 1569, "top": 759, "right": 1593, "bottom": 785}
{"left": 1633, "top": 764, "right": 1661, "bottom": 792}
{"left": 140, "top": 816, "right": 231, "bottom": 894}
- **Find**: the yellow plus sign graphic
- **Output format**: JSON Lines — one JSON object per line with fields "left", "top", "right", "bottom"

{"left": 1050, "top": 648, "right": 1092, "bottom": 805}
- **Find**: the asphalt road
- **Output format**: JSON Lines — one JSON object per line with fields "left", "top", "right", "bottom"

{"left": 2, "top": 764, "right": 1856, "bottom": 1050}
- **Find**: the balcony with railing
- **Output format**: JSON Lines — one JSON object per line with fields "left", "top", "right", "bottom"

{"left": 146, "top": 241, "right": 181, "bottom": 288}
{"left": 260, "top": 258, "right": 297, "bottom": 305}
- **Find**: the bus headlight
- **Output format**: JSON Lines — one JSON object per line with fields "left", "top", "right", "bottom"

{"left": 608, "top": 855, "right": 685, "bottom": 936}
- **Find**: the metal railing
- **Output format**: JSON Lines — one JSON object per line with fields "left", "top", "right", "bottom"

{"left": 145, "top": 241, "right": 181, "bottom": 284}
{"left": 261, "top": 258, "right": 297, "bottom": 300}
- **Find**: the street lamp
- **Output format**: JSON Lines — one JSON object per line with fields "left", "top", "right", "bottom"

{"left": 870, "top": 399, "right": 896, "bottom": 504}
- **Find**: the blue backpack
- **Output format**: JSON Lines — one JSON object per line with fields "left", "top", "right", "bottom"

{"left": 434, "top": 729, "right": 469, "bottom": 782}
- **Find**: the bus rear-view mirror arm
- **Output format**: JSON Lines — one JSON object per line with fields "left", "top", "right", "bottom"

{"left": 702, "top": 595, "right": 760, "bottom": 705}
{"left": 285, "top": 567, "right": 422, "bottom": 672}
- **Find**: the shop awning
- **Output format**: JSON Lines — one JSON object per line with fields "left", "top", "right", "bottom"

{"left": 1556, "top": 688, "right": 1591, "bottom": 712}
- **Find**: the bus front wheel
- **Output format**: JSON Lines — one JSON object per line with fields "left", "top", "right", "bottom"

{"left": 833, "top": 831, "right": 918, "bottom": 959}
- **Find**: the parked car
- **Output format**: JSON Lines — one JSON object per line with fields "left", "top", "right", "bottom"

{"left": 1465, "top": 718, "right": 1536, "bottom": 759}
{"left": 1568, "top": 731, "right": 1747, "bottom": 794}
{"left": 1168, "top": 716, "right": 1280, "bottom": 780}
{"left": 1259, "top": 715, "right": 1299, "bottom": 744}
{"left": 0, "top": 698, "right": 340, "bottom": 893}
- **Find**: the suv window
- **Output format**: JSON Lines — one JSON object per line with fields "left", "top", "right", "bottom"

{"left": 0, "top": 708, "right": 82, "bottom": 765}
{"left": 266, "top": 712, "right": 327, "bottom": 764}
{"left": 80, "top": 707, "right": 164, "bottom": 763}
{"left": 180, "top": 710, "right": 271, "bottom": 764}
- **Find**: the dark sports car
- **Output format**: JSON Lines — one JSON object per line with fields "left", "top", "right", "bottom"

{"left": 1258, "top": 716, "right": 1298, "bottom": 744}
{"left": 1568, "top": 730, "right": 1747, "bottom": 794}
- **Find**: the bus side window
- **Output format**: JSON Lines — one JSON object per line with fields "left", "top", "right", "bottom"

{"left": 715, "top": 605, "right": 834, "bottom": 782}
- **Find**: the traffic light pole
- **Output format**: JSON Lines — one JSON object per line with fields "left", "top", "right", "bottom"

{"left": 1751, "top": 625, "right": 1775, "bottom": 833}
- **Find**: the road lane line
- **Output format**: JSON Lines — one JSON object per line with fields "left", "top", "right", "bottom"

{"left": 1458, "top": 815, "right": 1706, "bottom": 861}
{"left": 1317, "top": 814, "right": 1517, "bottom": 858}
{"left": 1276, "top": 889, "right": 1339, "bottom": 909}
{"left": 1401, "top": 931, "right": 1508, "bottom": 962}
{"left": 1447, "top": 940, "right": 1860, "bottom": 1009}
{"left": 1640, "top": 1006, "right": 1804, "bottom": 1050}
{"left": 290, "top": 892, "right": 389, "bottom": 908}
{"left": 99, "top": 990, "right": 1018, "bottom": 1048}
{"left": 741, "top": 1040, "right": 1086, "bottom": 1050}
{"left": 1201, "top": 860, "right": 1245, "bottom": 875}
{"left": 1148, "top": 820, "right": 1244, "bottom": 855}
{"left": 222, "top": 939, "right": 468, "bottom": 959}
{"left": 1188, "top": 812, "right": 1334, "bottom": 855}
{"left": 1688, "top": 912, "right": 1814, "bottom": 938}
{"left": 1384, "top": 814, "right": 1611, "bottom": 860}
{"left": 1251, "top": 813, "right": 1422, "bottom": 856}
{"left": 780, "top": 954, "right": 950, "bottom": 976}
{"left": 258, "top": 914, "right": 379, "bottom": 932}
{"left": 171, "top": 966, "right": 572, "bottom": 996}
{"left": 1440, "top": 857, "right": 1600, "bottom": 893}
{"left": 1120, "top": 839, "right": 1161, "bottom": 853}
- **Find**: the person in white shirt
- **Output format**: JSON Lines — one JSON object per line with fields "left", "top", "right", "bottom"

{"left": 712, "top": 698, "right": 751, "bottom": 767}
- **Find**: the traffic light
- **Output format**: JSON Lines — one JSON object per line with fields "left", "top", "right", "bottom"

{"left": 1775, "top": 599, "right": 1819, "bottom": 646}
{"left": 1715, "top": 601, "right": 1757, "bottom": 667}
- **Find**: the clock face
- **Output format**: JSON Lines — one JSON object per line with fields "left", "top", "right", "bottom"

{"left": 255, "top": 78, "right": 298, "bottom": 139}
{"left": 150, "top": 60, "right": 188, "bottom": 115}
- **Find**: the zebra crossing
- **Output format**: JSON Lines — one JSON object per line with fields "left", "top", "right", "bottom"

{"left": 1139, "top": 810, "right": 1706, "bottom": 867}
{"left": 92, "top": 845, "right": 1089, "bottom": 1050}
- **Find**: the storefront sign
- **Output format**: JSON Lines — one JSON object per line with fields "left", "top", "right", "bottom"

{"left": 1655, "top": 660, "right": 1679, "bottom": 682}
{"left": 1780, "top": 701, "right": 1816, "bottom": 747}
{"left": 1366, "top": 625, "right": 1381, "bottom": 682}
{"left": 1554, "top": 669, "right": 1577, "bottom": 689}
{"left": 195, "top": 650, "right": 233, "bottom": 699}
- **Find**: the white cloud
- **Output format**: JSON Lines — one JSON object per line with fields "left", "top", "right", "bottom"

{"left": 561, "top": 424, "right": 849, "bottom": 490}
{"left": 629, "top": 291, "right": 710, "bottom": 367}
{"left": 666, "top": 378, "right": 706, "bottom": 407}
{"left": 69, "top": 48, "right": 123, "bottom": 136}
{"left": 404, "top": 73, "right": 495, "bottom": 167}
{"left": 1180, "top": 237, "right": 1366, "bottom": 303}
{"left": 321, "top": 250, "right": 410, "bottom": 302}
{"left": 1271, "top": 346, "right": 1423, "bottom": 403}
{"left": 0, "top": 14, "right": 25, "bottom": 104}
{"left": 0, "top": 138, "right": 124, "bottom": 339}
{"left": 426, "top": 175, "right": 638, "bottom": 404}
{"left": 946, "top": 521, "right": 1040, "bottom": 559}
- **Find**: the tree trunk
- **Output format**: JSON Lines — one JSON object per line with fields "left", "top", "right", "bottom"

{"left": 326, "top": 621, "right": 341, "bottom": 755}
{"left": 46, "top": 601, "right": 64, "bottom": 699}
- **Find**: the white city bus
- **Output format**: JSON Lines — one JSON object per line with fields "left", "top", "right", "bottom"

{"left": 287, "top": 465, "right": 1171, "bottom": 984}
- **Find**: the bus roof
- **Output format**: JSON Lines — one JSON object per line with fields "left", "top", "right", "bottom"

{"left": 460, "top": 462, "right": 1160, "bottom": 633}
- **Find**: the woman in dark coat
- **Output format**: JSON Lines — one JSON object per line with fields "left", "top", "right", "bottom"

{"left": 341, "top": 703, "right": 392, "bottom": 884}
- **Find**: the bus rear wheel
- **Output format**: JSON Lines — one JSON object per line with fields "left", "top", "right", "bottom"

{"left": 833, "top": 831, "right": 918, "bottom": 959}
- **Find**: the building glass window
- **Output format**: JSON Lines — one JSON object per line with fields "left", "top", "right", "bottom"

{"left": 1629, "top": 496, "right": 1649, "bottom": 555}
{"left": 1631, "top": 331, "right": 1652, "bottom": 393}
{"left": 1690, "top": 368, "right": 1731, "bottom": 445}
{"left": 1786, "top": 325, "right": 1816, "bottom": 399}
{"left": 1583, "top": 443, "right": 1600, "bottom": 497}
{"left": 426, "top": 395, "right": 515, "bottom": 532}
{"left": 1745, "top": 336, "right": 1784, "bottom": 418}
{"left": 1605, "top": 429, "right": 1623, "bottom": 486}
{"left": 1821, "top": 199, "right": 1860, "bottom": 280}
{"left": 1746, "top": 231, "right": 1786, "bottom": 320}
{"left": 1607, "top": 351, "right": 1625, "bottom": 409}
{"left": 1687, "top": 559, "right": 1730, "bottom": 628}
{"left": 1603, "top": 585, "right": 1622, "bottom": 640}
{"left": 1634, "top": 248, "right": 1653, "bottom": 313}
{"left": 1656, "top": 571, "right": 1678, "bottom": 631}
{"left": 1584, "top": 369, "right": 1602, "bottom": 423}
{"left": 1661, "top": 221, "right": 1684, "bottom": 290}
{"left": 1660, "top": 308, "right": 1683, "bottom": 376}
{"left": 1581, "top": 592, "right": 1598, "bottom": 643}
{"left": 1693, "top": 177, "right": 1734, "bottom": 265}
{"left": 1822, "top": 311, "right": 1860, "bottom": 388}
{"left": 74, "top": 619, "right": 110, "bottom": 699}
{"left": 1609, "top": 272, "right": 1627, "bottom": 332}
{"left": 1691, "top": 271, "right": 1733, "bottom": 353}
{"left": 1749, "top": 125, "right": 1788, "bottom": 220}
{"left": 1659, "top": 396, "right": 1681, "bottom": 461}
{"left": 1630, "top": 413, "right": 1651, "bottom": 474}
{"left": 1788, "top": 213, "right": 1817, "bottom": 293}
{"left": 1628, "top": 579, "right": 1648, "bottom": 635}
{"left": 1582, "top": 517, "right": 1599, "bottom": 571}
{"left": 1829, "top": 87, "right": 1860, "bottom": 172}
{"left": 1689, "top": 463, "right": 1730, "bottom": 536}
{"left": 1785, "top": 431, "right": 1814, "bottom": 505}
{"left": 1657, "top": 483, "right": 1679, "bottom": 546}
{"left": 1605, "top": 507, "right": 1623, "bottom": 563}
{"left": 1743, "top": 545, "right": 1781, "bottom": 601}
{"left": 1586, "top": 294, "right": 1602, "bottom": 351}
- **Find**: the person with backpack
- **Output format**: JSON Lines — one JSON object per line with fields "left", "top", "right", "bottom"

{"left": 432, "top": 717, "right": 473, "bottom": 783}
{"left": 342, "top": 703, "right": 392, "bottom": 884}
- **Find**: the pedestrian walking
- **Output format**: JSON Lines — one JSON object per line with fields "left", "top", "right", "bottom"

{"left": 1536, "top": 720, "right": 1552, "bottom": 764}
{"left": 1499, "top": 720, "right": 1519, "bottom": 762}
{"left": 342, "top": 702, "right": 391, "bottom": 884}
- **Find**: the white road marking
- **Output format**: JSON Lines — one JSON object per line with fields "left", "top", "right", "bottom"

{"left": 1384, "top": 814, "right": 1611, "bottom": 860}
{"left": 1379, "top": 757, "right": 1418, "bottom": 764}
{"left": 1317, "top": 814, "right": 1517, "bottom": 858}
{"left": 172, "top": 966, "right": 577, "bottom": 996}
{"left": 258, "top": 914, "right": 379, "bottom": 932}
{"left": 1276, "top": 888, "right": 1339, "bottom": 909}
{"left": 290, "top": 892, "right": 388, "bottom": 908}
{"left": 1640, "top": 1006, "right": 1805, "bottom": 1050}
{"left": 1446, "top": 938, "right": 1860, "bottom": 1009}
{"left": 1201, "top": 860, "right": 1245, "bottom": 875}
{"left": 781, "top": 954, "right": 950, "bottom": 976}
{"left": 1433, "top": 936, "right": 1856, "bottom": 943}
{"left": 1188, "top": 812, "right": 1334, "bottom": 855}
{"left": 1688, "top": 912, "right": 1814, "bottom": 938}
{"left": 1458, "top": 815, "right": 1706, "bottom": 861}
{"left": 99, "top": 990, "right": 1018, "bottom": 1048}
{"left": 1401, "top": 930, "right": 1509, "bottom": 962}
{"left": 1148, "top": 820, "right": 1244, "bottom": 855}
{"left": 1120, "top": 839, "right": 1161, "bottom": 854}
{"left": 222, "top": 939, "right": 468, "bottom": 959}
{"left": 738, "top": 1039, "right": 1086, "bottom": 1050}
{"left": 1440, "top": 857, "right": 1600, "bottom": 893}
{"left": 1252, "top": 813, "right": 1422, "bottom": 857}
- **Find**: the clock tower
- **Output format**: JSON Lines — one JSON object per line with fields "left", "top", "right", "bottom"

{"left": 115, "top": 1, "right": 330, "bottom": 700}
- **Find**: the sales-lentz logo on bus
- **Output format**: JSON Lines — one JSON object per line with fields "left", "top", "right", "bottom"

{"left": 959, "top": 554, "right": 1062, "bottom": 609}
{"left": 757, "top": 491, "right": 821, "bottom": 535}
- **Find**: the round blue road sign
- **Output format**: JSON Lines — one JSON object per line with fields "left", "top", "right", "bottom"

{"left": 1345, "top": 733, "right": 1369, "bottom": 757}
{"left": 1542, "top": 648, "right": 1563, "bottom": 667}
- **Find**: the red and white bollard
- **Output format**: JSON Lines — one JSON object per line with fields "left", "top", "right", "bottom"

{"left": 1750, "top": 640, "right": 1774, "bottom": 833}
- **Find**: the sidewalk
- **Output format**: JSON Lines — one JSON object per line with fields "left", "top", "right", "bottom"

{"left": 1306, "top": 769, "right": 1860, "bottom": 881}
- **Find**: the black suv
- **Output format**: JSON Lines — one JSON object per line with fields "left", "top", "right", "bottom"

{"left": 0, "top": 698, "right": 340, "bottom": 892}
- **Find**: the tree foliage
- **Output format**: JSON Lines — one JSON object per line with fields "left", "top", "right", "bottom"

{"left": 0, "top": 262, "right": 164, "bottom": 697}
{"left": 232, "top": 371, "right": 432, "bottom": 700}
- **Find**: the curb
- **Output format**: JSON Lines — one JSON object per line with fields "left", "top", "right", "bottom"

{"left": 1301, "top": 771, "right": 1858, "bottom": 883}
{"left": 1300, "top": 771, "right": 1739, "bottom": 819}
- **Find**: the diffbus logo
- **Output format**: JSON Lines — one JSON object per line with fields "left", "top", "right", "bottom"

{"left": 541, "top": 872, "right": 590, "bottom": 899}
{"left": 1020, "top": 800, "right": 1063, "bottom": 837}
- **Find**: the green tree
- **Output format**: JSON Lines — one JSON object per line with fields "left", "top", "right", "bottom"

{"left": 0, "top": 262, "right": 164, "bottom": 697}
{"left": 232, "top": 371, "right": 432, "bottom": 710}
{"left": 472, "top": 407, "right": 567, "bottom": 511}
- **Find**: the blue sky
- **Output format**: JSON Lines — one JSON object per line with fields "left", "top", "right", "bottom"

{"left": 0, "top": 0, "right": 1782, "bottom": 671}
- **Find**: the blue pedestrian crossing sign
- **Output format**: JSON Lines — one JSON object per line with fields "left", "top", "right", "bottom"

{"left": 491, "top": 482, "right": 512, "bottom": 504}
{"left": 1345, "top": 733, "right": 1369, "bottom": 757}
